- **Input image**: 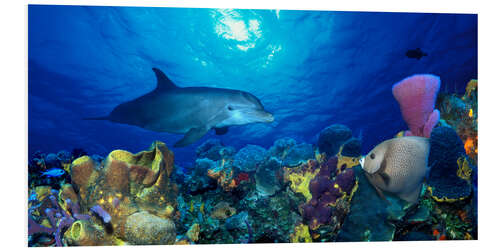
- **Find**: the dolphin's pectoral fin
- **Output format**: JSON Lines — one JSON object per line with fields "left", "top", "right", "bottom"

{"left": 215, "top": 126, "right": 229, "bottom": 135}
{"left": 174, "top": 127, "right": 209, "bottom": 147}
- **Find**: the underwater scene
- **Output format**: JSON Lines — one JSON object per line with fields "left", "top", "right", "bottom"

{"left": 27, "top": 5, "right": 478, "bottom": 246}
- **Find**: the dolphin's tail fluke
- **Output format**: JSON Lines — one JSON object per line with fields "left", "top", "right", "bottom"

{"left": 83, "top": 116, "right": 109, "bottom": 121}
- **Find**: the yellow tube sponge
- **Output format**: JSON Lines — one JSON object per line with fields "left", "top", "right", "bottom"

{"left": 64, "top": 220, "right": 109, "bottom": 246}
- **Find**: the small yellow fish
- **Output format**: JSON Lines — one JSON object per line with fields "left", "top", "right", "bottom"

{"left": 468, "top": 108, "right": 473, "bottom": 118}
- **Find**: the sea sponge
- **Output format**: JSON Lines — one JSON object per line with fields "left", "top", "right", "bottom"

{"left": 34, "top": 185, "right": 53, "bottom": 202}
{"left": 124, "top": 211, "right": 176, "bottom": 245}
{"left": 102, "top": 159, "right": 130, "bottom": 194}
{"left": 300, "top": 157, "right": 358, "bottom": 232}
{"left": 63, "top": 220, "right": 109, "bottom": 246}
{"left": 70, "top": 156, "right": 98, "bottom": 200}
{"left": 392, "top": 74, "right": 441, "bottom": 137}
{"left": 284, "top": 161, "right": 320, "bottom": 201}
{"left": 64, "top": 141, "right": 178, "bottom": 245}
{"left": 186, "top": 223, "right": 200, "bottom": 242}
{"left": 290, "top": 224, "right": 312, "bottom": 243}
{"left": 58, "top": 184, "right": 79, "bottom": 213}
{"left": 427, "top": 126, "right": 472, "bottom": 202}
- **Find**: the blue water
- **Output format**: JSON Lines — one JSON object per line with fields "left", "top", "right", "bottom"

{"left": 28, "top": 5, "right": 477, "bottom": 165}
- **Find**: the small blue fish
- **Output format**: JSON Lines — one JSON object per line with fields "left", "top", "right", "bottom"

{"left": 41, "top": 168, "right": 66, "bottom": 177}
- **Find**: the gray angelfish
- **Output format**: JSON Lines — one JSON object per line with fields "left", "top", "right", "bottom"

{"left": 359, "top": 136, "right": 430, "bottom": 204}
{"left": 85, "top": 68, "right": 274, "bottom": 147}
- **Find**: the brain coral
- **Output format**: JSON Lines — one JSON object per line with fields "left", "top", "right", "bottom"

{"left": 427, "top": 126, "right": 472, "bottom": 202}
{"left": 317, "top": 124, "right": 353, "bottom": 157}
{"left": 233, "top": 144, "right": 267, "bottom": 172}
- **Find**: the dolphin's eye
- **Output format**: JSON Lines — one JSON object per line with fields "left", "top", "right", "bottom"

{"left": 227, "top": 106, "right": 234, "bottom": 111}
{"left": 370, "top": 153, "right": 375, "bottom": 159}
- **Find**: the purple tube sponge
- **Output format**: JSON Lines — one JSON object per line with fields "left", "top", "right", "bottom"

{"left": 335, "top": 168, "right": 356, "bottom": 194}
{"left": 90, "top": 205, "right": 112, "bottom": 224}
{"left": 301, "top": 156, "right": 344, "bottom": 230}
{"left": 28, "top": 194, "right": 90, "bottom": 247}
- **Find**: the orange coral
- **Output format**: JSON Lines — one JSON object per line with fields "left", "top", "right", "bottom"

{"left": 207, "top": 160, "right": 237, "bottom": 191}
{"left": 464, "top": 137, "right": 474, "bottom": 155}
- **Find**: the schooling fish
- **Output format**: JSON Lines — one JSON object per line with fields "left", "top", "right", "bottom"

{"left": 359, "top": 136, "right": 430, "bottom": 204}
{"left": 85, "top": 68, "right": 274, "bottom": 147}
{"left": 41, "top": 168, "right": 66, "bottom": 177}
{"left": 405, "top": 48, "right": 428, "bottom": 60}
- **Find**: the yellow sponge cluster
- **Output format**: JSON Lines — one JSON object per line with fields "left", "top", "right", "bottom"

{"left": 290, "top": 224, "right": 312, "bottom": 243}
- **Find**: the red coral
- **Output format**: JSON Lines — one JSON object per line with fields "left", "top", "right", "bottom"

{"left": 234, "top": 172, "right": 250, "bottom": 185}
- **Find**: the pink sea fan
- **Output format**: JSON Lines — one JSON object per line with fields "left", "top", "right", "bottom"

{"left": 392, "top": 74, "right": 441, "bottom": 138}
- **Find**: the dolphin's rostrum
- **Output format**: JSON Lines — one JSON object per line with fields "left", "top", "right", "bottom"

{"left": 85, "top": 68, "right": 274, "bottom": 147}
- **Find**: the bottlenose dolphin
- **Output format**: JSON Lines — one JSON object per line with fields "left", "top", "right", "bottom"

{"left": 85, "top": 68, "right": 274, "bottom": 147}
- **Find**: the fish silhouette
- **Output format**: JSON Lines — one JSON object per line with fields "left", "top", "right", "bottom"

{"left": 406, "top": 48, "right": 428, "bottom": 60}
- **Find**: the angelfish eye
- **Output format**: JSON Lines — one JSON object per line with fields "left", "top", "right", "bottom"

{"left": 227, "top": 106, "right": 234, "bottom": 111}
{"left": 370, "top": 153, "right": 375, "bottom": 159}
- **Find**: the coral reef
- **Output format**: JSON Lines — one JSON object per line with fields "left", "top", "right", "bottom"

{"left": 282, "top": 143, "right": 314, "bottom": 167}
{"left": 255, "top": 157, "right": 282, "bottom": 196}
{"left": 183, "top": 158, "right": 217, "bottom": 194}
{"left": 124, "top": 211, "right": 176, "bottom": 245}
{"left": 427, "top": 126, "right": 472, "bottom": 202}
{"left": 337, "top": 166, "right": 409, "bottom": 242}
{"left": 29, "top": 141, "right": 178, "bottom": 246}
{"left": 207, "top": 159, "right": 238, "bottom": 192}
{"left": 233, "top": 144, "right": 267, "bottom": 172}
{"left": 196, "top": 139, "right": 236, "bottom": 161}
{"left": 436, "top": 79, "right": 478, "bottom": 165}
{"left": 317, "top": 124, "right": 353, "bottom": 157}
{"left": 392, "top": 74, "right": 441, "bottom": 138}
{"left": 210, "top": 202, "right": 236, "bottom": 220}
{"left": 283, "top": 160, "right": 320, "bottom": 202}
{"left": 301, "top": 157, "right": 357, "bottom": 236}
{"left": 290, "top": 224, "right": 312, "bottom": 243}
{"left": 28, "top": 117, "right": 477, "bottom": 245}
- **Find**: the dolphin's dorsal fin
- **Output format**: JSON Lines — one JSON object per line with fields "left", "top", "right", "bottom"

{"left": 152, "top": 68, "right": 178, "bottom": 91}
